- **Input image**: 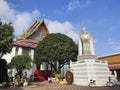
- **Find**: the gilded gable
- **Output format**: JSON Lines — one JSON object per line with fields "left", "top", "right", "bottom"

{"left": 18, "top": 20, "right": 49, "bottom": 40}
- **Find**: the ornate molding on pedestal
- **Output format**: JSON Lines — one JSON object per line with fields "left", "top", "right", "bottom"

{"left": 77, "top": 55, "right": 97, "bottom": 60}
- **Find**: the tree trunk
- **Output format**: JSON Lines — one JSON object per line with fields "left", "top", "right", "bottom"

{"left": 46, "top": 61, "right": 57, "bottom": 72}
{"left": 57, "top": 60, "right": 67, "bottom": 73}
{"left": 0, "top": 52, "right": 3, "bottom": 59}
{"left": 46, "top": 61, "right": 67, "bottom": 73}
{"left": 58, "top": 61, "right": 61, "bottom": 73}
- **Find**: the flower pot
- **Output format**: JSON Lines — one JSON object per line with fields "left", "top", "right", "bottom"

{"left": 23, "top": 81, "right": 28, "bottom": 86}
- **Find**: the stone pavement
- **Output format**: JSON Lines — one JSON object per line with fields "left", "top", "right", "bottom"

{"left": 0, "top": 81, "right": 120, "bottom": 90}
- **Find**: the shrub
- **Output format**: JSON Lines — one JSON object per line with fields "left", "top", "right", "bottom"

{"left": 117, "top": 77, "right": 120, "bottom": 81}
{"left": 1, "top": 82, "right": 7, "bottom": 87}
{"left": 15, "top": 75, "right": 21, "bottom": 82}
{"left": 55, "top": 73, "right": 61, "bottom": 79}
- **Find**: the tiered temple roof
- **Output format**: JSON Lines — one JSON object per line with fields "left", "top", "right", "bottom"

{"left": 13, "top": 20, "right": 49, "bottom": 49}
{"left": 18, "top": 20, "right": 49, "bottom": 40}
{"left": 13, "top": 39, "right": 39, "bottom": 49}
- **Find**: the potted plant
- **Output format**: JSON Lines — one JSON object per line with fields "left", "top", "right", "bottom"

{"left": 55, "top": 73, "right": 61, "bottom": 80}
{"left": 54, "top": 72, "right": 61, "bottom": 82}
{"left": 23, "top": 78, "right": 30, "bottom": 86}
{"left": 13, "top": 75, "right": 20, "bottom": 86}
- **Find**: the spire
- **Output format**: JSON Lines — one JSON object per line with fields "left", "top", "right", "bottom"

{"left": 35, "top": 16, "right": 40, "bottom": 22}
{"left": 82, "top": 22, "right": 86, "bottom": 31}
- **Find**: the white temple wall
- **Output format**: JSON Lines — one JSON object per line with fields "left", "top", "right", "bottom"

{"left": 2, "top": 46, "right": 37, "bottom": 78}
{"left": 61, "top": 64, "right": 70, "bottom": 77}
{"left": 11, "top": 46, "right": 16, "bottom": 57}
{"left": 2, "top": 46, "right": 16, "bottom": 63}
{"left": 26, "top": 49, "right": 35, "bottom": 76}
{"left": 17, "top": 47, "right": 22, "bottom": 55}
{"left": 41, "top": 62, "right": 47, "bottom": 70}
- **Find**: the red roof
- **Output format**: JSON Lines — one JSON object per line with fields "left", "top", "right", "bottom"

{"left": 13, "top": 39, "right": 40, "bottom": 49}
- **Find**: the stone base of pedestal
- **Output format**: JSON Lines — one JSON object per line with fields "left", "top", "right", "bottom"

{"left": 70, "top": 59, "right": 116, "bottom": 86}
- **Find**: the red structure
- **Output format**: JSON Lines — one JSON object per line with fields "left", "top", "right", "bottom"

{"left": 34, "top": 70, "right": 54, "bottom": 81}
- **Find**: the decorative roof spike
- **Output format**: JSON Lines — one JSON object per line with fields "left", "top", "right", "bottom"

{"left": 82, "top": 22, "right": 86, "bottom": 31}
{"left": 36, "top": 16, "right": 40, "bottom": 22}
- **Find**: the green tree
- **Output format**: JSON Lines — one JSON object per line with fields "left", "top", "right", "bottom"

{"left": 0, "top": 20, "right": 14, "bottom": 58}
{"left": 34, "top": 33, "right": 77, "bottom": 73}
{"left": 10, "top": 55, "right": 32, "bottom": 77}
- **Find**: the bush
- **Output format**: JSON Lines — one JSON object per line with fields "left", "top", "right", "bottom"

{"left": 1, "top": 82, "right": 7, "bottom": 87}
{"left": 55, "top": 73, "right": 61, "bottom": 79}
{"left": 15, "top": 75, "right": 20, "bottom": 82}
{"left": 117, "top": 77, "right": 120, "bottom": 81}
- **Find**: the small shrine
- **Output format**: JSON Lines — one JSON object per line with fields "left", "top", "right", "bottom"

{"left": 70, "top": 25, "right": 116, "bottom": 86}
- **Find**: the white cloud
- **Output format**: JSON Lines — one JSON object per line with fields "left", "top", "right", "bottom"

{"left": 68, "top": 0, "right": 91, "bottom": 11}
{"left": 107, "top": 38, "right": 120, "bottom": 45}
{"left": 94, "top": 39, "right": 98, "bottom": 44}
{"left": 107, "top": 38, "right": 120, "bottom": 52}
{"left": 0, "top": 0, "right": 79, "bottom": 42}
{"left": 0, "top": 0, "right": 40, "bottom": 36}
{"left": 115, "top": 47, "right": 120, "bottom": 52}
{"left": 0, "top": 0, "right": 15, "bottom": 21}
{"left": 13, "top": 12, "right": 33, "bottom": 34}
{"left": 45, "top": 19, "right": 79, "bottom": 42}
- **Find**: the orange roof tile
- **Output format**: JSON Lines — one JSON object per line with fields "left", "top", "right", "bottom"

{"left": 108, "top": 64, "right": 120, "bottom": 69}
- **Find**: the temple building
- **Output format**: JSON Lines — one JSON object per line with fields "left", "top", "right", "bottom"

{"left": 98, "top": 53, "right": 120, "bottom": 79}
{"left": 2, "top": 20, "right": 49, "bottom": 76}
{"left": 2, "top": 19, "right": 69, "bottom": 79}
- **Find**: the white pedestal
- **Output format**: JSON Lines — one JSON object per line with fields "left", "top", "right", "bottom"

{"left": 70, "top": 57, "right": 114, "bottom": 86}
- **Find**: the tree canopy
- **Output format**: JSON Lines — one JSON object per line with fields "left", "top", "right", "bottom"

{"left": 10, "top": 55, "right": 32, "bottom": 77}
{"left": 0, "top": 20, "right": 14, "bottom": 58}
{"left": 34, "top": 33, "right": 78, "bottom": 73}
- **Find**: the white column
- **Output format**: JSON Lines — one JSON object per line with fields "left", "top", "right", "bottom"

{"left": 114, "top": 70, "right": 117, "bottom": 78}
{"left": 17, "top": 47, "right": 22, "bottom": 55}
{"left": 29, "top": 49, "right": 35, "bottom": 74}
{"left": 40, "top": 64, "right": 44, "bottom": 70}
{"left": 41, "top": 62, "right": 46, "bottom": 70}
{"left": 29, "top": 49, "right": 34, "bottom": 60}
{"left": 11, "top": 46, "right": 16, "bottom": 57}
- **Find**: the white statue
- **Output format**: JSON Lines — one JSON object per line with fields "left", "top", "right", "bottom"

{"left": 78, "top": 26, "right": 95, "bottom": 56}
{"left": 70, "top": 24, "right": 116, "bottom": 86}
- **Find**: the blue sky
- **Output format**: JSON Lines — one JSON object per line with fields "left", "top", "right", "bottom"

{"left": 0, "top": 0, "right": 120, "bottom": 56}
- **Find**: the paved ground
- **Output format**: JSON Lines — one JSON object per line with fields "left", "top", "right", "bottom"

{"left": 0, "top": 81, "right": 120, "bottom": 90}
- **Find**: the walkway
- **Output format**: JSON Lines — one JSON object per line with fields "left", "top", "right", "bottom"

{"left": 1, "top": 81, "right": 120, "bottom": 90}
